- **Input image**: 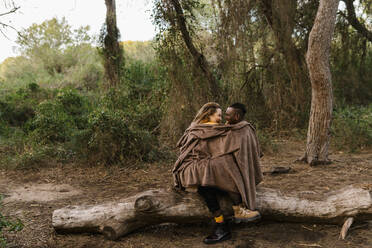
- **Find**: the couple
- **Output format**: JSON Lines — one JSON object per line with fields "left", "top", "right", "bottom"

{"left": 172, "top": 102, "right": 263, "bottom": 244}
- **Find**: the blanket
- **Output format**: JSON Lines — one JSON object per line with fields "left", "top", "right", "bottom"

{"left": 172, "top": 121, "right": 263, "bottom": 210}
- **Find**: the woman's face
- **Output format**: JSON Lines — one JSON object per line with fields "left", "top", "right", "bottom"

{"left": 209, "top": 108, "right": 222, "bottom": 123}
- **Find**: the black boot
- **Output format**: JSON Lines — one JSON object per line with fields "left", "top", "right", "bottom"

{"left": 203, "top": 221, "right": 231, "bottom": 244}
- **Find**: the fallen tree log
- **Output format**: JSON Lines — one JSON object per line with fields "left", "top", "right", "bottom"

{"left": 52, "top": 185, "right": 372, "bottom": 240}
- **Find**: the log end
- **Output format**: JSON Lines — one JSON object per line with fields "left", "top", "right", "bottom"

{"left": 135, "top": 195, "right": 156, "bottom": 212}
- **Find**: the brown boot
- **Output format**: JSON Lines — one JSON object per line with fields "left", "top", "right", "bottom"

{"left": 232, "top": 205, "right": 261, "bottom": 223}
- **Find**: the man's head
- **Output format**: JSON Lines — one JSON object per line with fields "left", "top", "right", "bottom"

{"left": 225, "top": 103, "right": 247, "bottom": 124}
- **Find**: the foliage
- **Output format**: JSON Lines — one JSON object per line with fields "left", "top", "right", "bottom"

{"left": 15, "top": 17, "right": 92, "bottom": 84}
{"left": 121, "top": 40, "right": 156, "bottom": 62}
{"left": 85, "top": 60, "right": 168, "bottom": 164}
{"left": 86, "top": 107, "right": 159, "bottom": 164}
{"left": 332, "top": 17, "right": 372, "bottom": 105}
{"left": 0, "top": 82, "right": 49, "bottom": 128}
{"left": 0, "top": 56, "right": 167, "bottom": 167}
{"left": 332, "top": 105, "right": 372, "bottom": 152}
{"left": 0, "top": 3, "right": 371, "bottom": 169}
{"left": 0, "top": 18, "right": 103, "bottom": 90}
{"left": 256, "top": 129, "right": 278, "bottom": 155}
{"left": 28, "top": 99, "right": 75, "bottom": 144}
{"left": 152, "top": 0, "right": 372, "bottom": 141}
{"left": 0, "top": 195, "right": 23, "bottom": 248}
{"left": 0, "top": 56, "right": 40, "bottom": 90}
{"left": 16, "top": 17, "right": 90, "bottom": 58}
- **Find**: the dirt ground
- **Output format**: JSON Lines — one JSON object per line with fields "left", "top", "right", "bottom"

{"left": 0, "top": 140, "right": 371, "bottom": 248}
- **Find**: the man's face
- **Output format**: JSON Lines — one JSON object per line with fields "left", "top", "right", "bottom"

{"left": 225, "top": 107, "right": 239, "bottom": 124}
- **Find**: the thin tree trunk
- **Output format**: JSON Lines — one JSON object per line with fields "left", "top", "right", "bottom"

{"left": 170, "top": 0, "right": 220, "bottom": 99}
{"left": 303, "top": 0, "right": 340, "bottom": 165}
{"left": 103, "top": 0, "right": 122, "bottom": 87}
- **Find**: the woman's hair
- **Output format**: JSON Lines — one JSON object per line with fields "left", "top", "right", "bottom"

{"left": 192, "top": 102, "right": 221, "bottom": 124}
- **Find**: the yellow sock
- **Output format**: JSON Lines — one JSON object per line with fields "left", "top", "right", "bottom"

{"left": 214, "top": 215, "right": 224, "bottom": 223}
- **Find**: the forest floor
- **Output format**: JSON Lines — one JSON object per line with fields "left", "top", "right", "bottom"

{"left": 0, "top": 140, "right": 371, "bottom": 248}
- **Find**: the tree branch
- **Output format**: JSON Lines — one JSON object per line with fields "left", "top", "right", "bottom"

{"left": 0, "top": 21, "right": 21, "bottom": 38}
{"left": 342, "top": 0, "right": 372, "bottom": 42}
{"left": 0, "top": 5, "right": 19, "bottom": 17}
{"left": 0, "top": 2, "right": 21, "bottom": 38}
{"left": 240, "top": 54, "right": 274, "bottom": 91}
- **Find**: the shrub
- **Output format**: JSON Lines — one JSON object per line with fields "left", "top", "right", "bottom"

{"left": 56, "top": 88, "right": 89, "bottom": 129}
{"left": 0, "top": 100, "right": 34, "bottom": 127}
{"left": 0, "top": 83, "right": 51, "bottom": 128}
{"left": 332, "top": 105, "right": 372, "bottom": 152}
{"left": 256, "top": 129, "right": 279, "bottom": 155}
{"left": 86, "top": 107, "right": 159, "bottom": 165}
{"left": 28, "top": 100, "right": 76, "bottom": 144}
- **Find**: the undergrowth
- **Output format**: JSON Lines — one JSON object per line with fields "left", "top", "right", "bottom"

{"left": 0, "top": 59, "right": 168, "bottom": 168}
{"left": 332, "top": 105, "right": 372, "bottom": 152}
{"left": 0, "top": 195, "right": 23, "bottom": 248}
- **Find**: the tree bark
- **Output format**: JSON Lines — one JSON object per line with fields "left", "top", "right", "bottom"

{"left": 52, "top": 186, "right": 372, "bottom": 240}
{"left": 103, "top": 0, "right": 122, "bottom": 88}
{"left": 170, "top": 0, "right": 220, "bottom": 99}
{"left": 303, "top": 0, "right": 340, "bottom": 165}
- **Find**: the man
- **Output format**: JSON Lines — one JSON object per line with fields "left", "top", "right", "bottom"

{"left": 173, "top": 102, "right": 263, "bottom": 244}
{"left": 224, "top": 102, "right": 263, "bottom": 220}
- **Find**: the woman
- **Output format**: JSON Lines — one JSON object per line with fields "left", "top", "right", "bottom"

{"left": 172, "top": 102, "right": 236, "bottom": 244}
{"left": 173, "top": 102, "right": 263, "bottom": 244}
{"left": 173, "top": 102, "right": 229, "bottom": 193}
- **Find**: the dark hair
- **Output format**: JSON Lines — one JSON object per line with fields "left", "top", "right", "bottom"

{"left": 229, "top": 102, "right": 246, "bottom": 119}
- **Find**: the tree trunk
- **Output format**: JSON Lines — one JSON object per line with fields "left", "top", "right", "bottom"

{"left": 52, "top": 186, "right": 372, "bottom": 240}
{"left": 103, "top": 0, "right": 122, "bottom": 88}
{"left": 303, "top": 0, "right": 340, "bottom": 165}
{"left": 170, "top": 0, "right": 220, "bottom": 99}
{"left": 261, "top": 0, "right": 310, "bottom": 124}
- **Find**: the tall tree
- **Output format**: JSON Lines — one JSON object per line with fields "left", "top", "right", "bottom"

{"left": 302, "top": 0, "right": 340, "bottom": 165}
{"left": 169, "top": 0, "right": 219, "bottom": 99}
{"left": 16, "top": 17, "right": 90, "bottom": 75}
{"left": 260, "top": 0, "right": 310, "bottom": 124}
{"left": 102, "top": 0, "right": 123, "bottom": 87}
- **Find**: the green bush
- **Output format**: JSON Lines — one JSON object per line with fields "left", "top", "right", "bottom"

{"left": 332, "top": 105, "right": 372, "bottom": 152}
{"left": 86, "top": 107, "right": 159, "bottom": 165}
{"left": 0, "top": 83, "right": 52, "bottom": 128}
{"left": 28, "top": 100, "right": 76, "bottom": 144}
{"left": 0, "top": 47, "right": 168, "bottom": 167}
{"left": 56, "top": 88, "right": 89, "bottom": 129}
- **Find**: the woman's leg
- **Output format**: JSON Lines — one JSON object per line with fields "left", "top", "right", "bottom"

{"left": 197, "top": 186, "right": 222, "bottom": 217}
{"left": 197, "top": 186, "right": 231, "bottom": 244}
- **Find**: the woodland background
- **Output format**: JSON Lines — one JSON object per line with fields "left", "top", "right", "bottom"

{"left": 0, "top": 0, "right": 371, "bottom": 246}
{"left": 0, "top": 0, "right": 370, "bottom": 169}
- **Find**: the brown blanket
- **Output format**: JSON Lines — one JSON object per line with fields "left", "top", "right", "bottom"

{"left": 172, "top": 121, "right": 263, "bottom": 210}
